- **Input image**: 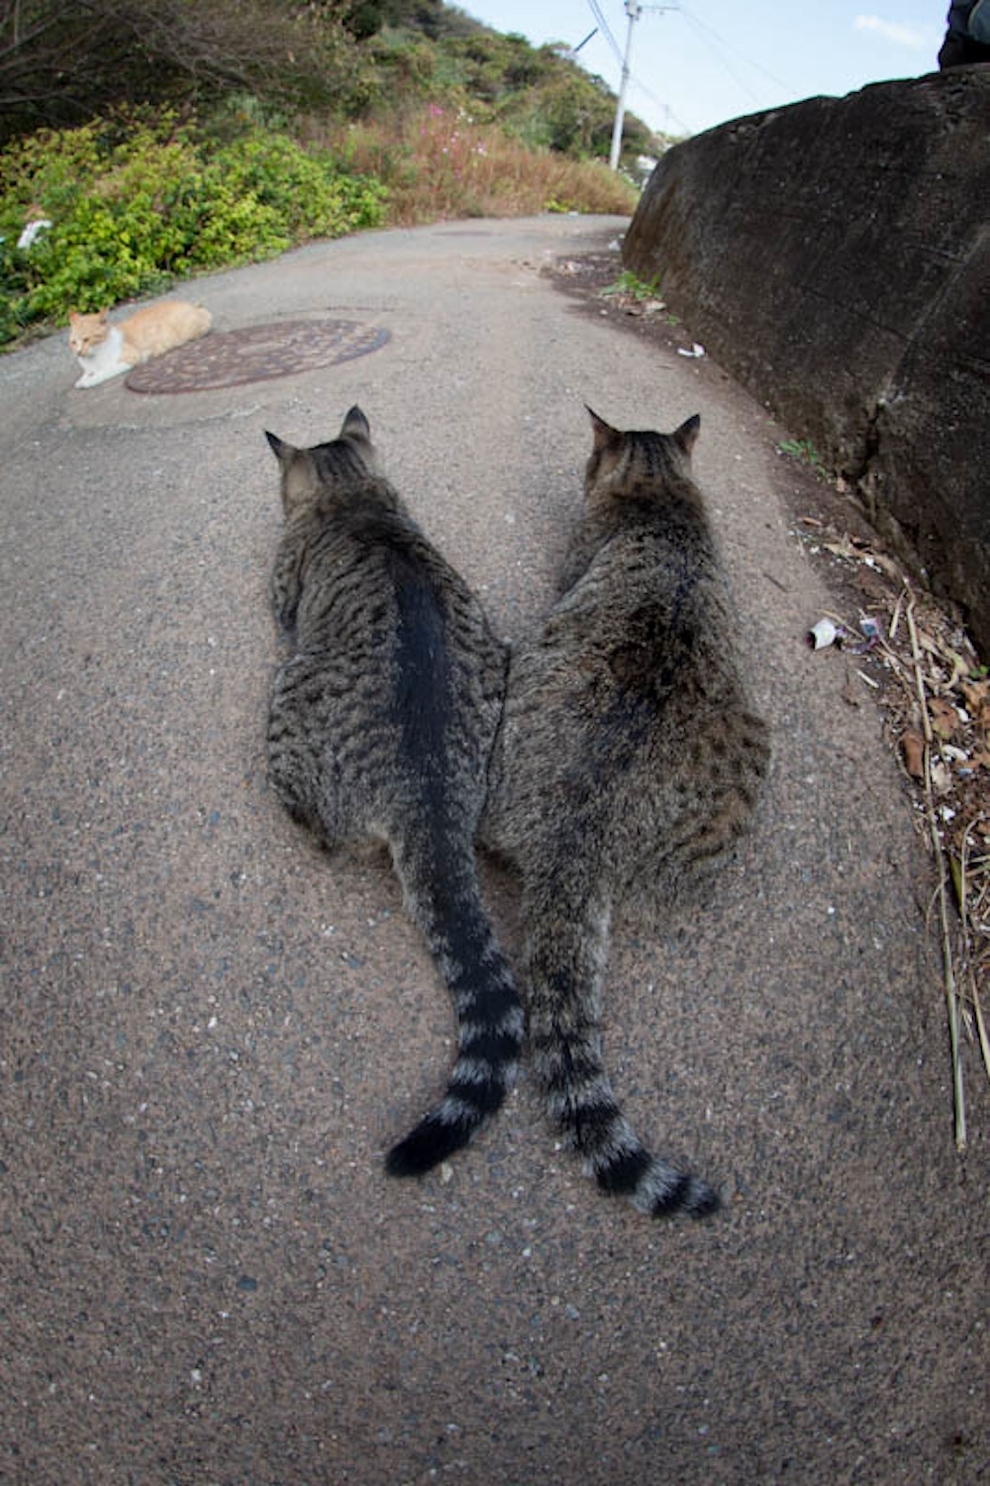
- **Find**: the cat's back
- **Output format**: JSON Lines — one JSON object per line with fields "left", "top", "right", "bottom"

{"left": 294, "top": 487, "right": 500, "bottom": 663}
{"left": 607, "top": 500, "right": 738, "bottom": 672}
{"left": 281, "top": 481, "right": 507, "bottom": 786}
{"left": 120, "top": 300, "right": 211, "bottom": 358}
{"left": 518, "top": 494, "right": 734, "bottom": 714}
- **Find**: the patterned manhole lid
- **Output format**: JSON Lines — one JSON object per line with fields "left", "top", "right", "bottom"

{"left": 125, "top": 318, "right": 390, "bottom": 394}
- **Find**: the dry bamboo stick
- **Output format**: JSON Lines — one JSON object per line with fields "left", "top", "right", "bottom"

{"left": 960, "top": 819, "right": 990, "bottom": 1087}
{"left": 906, "top": 597, "right": 967, "bottom": 1152}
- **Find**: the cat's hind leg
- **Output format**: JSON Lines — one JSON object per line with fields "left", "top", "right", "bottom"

{"left": 267, "top": 659, "right": 346, "bottom": 843}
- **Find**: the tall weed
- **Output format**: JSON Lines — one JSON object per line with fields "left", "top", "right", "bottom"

{"left": 327, "top": 105, "right": 637, "bottom": 224}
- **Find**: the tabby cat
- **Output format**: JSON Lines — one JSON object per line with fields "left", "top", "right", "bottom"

{"left": 265, "top": 407, "right": 523, "bottom": 1175}
{"left": 69, "top": 301, "right": 211, "bottom": 388}
{"left": 482, "top": 409, "right": 770, "bottom": 1218}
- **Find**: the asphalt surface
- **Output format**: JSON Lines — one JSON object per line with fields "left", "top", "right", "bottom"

{"left": 1, "top": 216, "right": 987, "bottom": 1485}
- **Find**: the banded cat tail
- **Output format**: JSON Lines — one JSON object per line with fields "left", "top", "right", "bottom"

{"left": 385, "top": 837, "right": 525, "bottom": 1177}
{"left": 524, "top": 874, "right": 719, "bottom": 1219}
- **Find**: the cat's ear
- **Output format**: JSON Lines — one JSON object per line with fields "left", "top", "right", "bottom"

{"left": 341, "top": 405, "right": 371, "bottom": 443}
{"left": 265, "top": 430, "right": 293, "bottom": 464}
{"left": 587, "top": 406, "right": 621, "bottom": 452}
{"left": 673, "top": 414, "right": 700, "bottom": 456}
{"left": 96, "top": 308, "right": 109, "bottom": 324}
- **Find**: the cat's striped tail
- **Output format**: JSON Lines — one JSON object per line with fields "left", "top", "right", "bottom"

{"left": 385, "top": 838, "right": 524, "bottom": 1177}
{"left": 524, "top": 873, "right": 718, "bottom": 1219}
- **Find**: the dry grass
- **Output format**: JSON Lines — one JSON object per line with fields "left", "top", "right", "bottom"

{"left": 307, "top": 105, "right": 638, "bottom": 225}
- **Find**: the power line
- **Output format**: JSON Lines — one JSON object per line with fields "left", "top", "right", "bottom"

{"left": 622, "top": 4, "right": 800, "bottom": 143}
{"left": 586, "top": 0, "right": 624, "bottom": 68}
{"left": 678, "top": 5, "right": 794, "bottom": 99}
{"left": 627, "top": 73, "right": 692, "bottom": 138}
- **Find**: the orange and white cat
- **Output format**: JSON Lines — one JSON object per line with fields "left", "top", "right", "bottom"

{"left": 68, "top": 301, "right": 212, "bottom": 388}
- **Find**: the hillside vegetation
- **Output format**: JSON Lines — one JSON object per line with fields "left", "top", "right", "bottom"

{"left": 0, "top": 0, "right": 668, "bottom": 346}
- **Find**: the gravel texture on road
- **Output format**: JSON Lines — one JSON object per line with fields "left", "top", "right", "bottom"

{"left": 1, "top": 216, "right": 986, "bottom": 1485}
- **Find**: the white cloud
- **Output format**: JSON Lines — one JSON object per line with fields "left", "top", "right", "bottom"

{"left": 854, "top": 14, "right": 932, "bottom": 48}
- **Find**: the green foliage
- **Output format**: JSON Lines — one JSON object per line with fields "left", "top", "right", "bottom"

{"left": 364, "top": 21, "right": 662, "bottom": 164}
{"left": 603, "top": 270, "right": 662, "bottom": 301}
{"left": 416, "top": 32, "right": 653, "bottom": 162}
{"left": 778, "top": 437, "right": 828, "bottom": 476}
{"left": 1, "top": 0, "right": 668, "bottom": 166}
{"left": 0, "top": 111, "right": 385, "bottom": 344}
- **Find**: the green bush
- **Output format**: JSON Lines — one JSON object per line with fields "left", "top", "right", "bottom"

{"left": 0, "top": 110, "right": 386, "bottom": 346}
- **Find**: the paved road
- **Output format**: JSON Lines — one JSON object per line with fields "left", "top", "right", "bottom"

{"left": 2, "top": 217, "right": 987, "bottom": 1484}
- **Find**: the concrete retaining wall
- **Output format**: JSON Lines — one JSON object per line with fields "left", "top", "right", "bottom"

{"left": 623, "top": 69, "right": 990, "bottom": 656}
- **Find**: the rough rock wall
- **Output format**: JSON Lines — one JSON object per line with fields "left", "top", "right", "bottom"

{"left": 623, "top": 69, "right": 990, "bottom": 657}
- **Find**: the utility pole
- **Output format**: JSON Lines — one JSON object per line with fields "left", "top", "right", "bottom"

{"left": 608, "top": 3, "right": 678, "bottom": 171}
{"left": 609, "top": 0, "right": 641, "bottom": 171}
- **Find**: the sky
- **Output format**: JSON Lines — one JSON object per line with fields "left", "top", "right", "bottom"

{"left": 460, "top": 0, "right": 948, "bottom": 140}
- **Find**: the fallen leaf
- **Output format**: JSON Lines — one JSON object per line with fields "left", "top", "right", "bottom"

{"left": 929, "top": 697, "right": 961, "bottom": 740}
{"left": 960, "top": 680, "right": 990, "bottom": 733}
{"left": 901, "top": 730, "right": 926, "bottom": 778}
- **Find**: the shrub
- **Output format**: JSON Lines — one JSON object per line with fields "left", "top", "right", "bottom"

{"left": 0, "top": 110, "right": 386, "bottom": 345}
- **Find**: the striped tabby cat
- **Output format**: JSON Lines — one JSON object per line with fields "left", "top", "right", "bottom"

{"left": 266, "top": 407, "right": 523, "bottom": 1175}
{"left": 482, "top": 409, "right": 770, "bottom": 1218}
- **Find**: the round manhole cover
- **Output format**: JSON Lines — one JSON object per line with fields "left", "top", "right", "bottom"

{"left": 125, "top": 318, "right": 389, "bottom": 394}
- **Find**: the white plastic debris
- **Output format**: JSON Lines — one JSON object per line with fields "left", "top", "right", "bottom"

{"left": 17, "top": 218, "right": 52, "bottom": 250}
{"left": 807, "top": 618, "right": 839, "bottom": 650}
